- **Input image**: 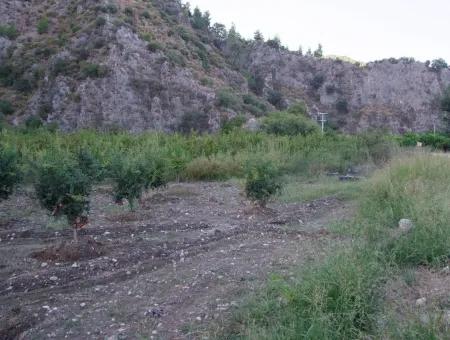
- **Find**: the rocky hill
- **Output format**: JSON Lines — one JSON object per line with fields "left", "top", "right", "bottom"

{"left": 1, "top": 0, "right": 449, "bottom": 133}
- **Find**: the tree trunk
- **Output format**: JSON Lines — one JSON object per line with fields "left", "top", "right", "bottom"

{"left": 73, "top": 228, "right": 78, "bottom": 243}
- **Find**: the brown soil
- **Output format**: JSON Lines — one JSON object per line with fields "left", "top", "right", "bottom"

{"left": 0, "top": 181, "right": 353, "bottom": 339}
{"left": 31, "top": 238, "right": 106, "bottom": 262}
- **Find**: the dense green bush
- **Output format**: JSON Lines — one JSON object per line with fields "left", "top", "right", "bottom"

{"left": 110, "top": 155, "right": 167, "bottom": 210}
{"left": 267, "top": 89, "right": 284, "bottom": 109}
{"left": 178, "top": 111, "right": 209, "bottom": 134}
{"left": 287, "top": 101, "right": 308, "bottom": 116}
{"left": 77, "top": 148, "right": 103, "bottom": 182}
{"left": 336, "top": 98, "right": 349, "bottom": 113}
{"left": 0, "top": 146, "right": 21, "bottom": 201}
{"left": 398, "top": 132, "right": 450, "bottom": 151}
{"left": 221, "top": 115, "right": 246, "bottom": 133}
{"left": 216, "top": 89, "right": 240, "bottom": 110}
{"left": 245, "top": 159, "right": 282, "bottom": 206}
{"left": 0, "top": 100, "right": 14, "bottom": 116}
{"left": 261, "top": 112, "right": 319, "bottom": 136}
{"left": 34, "top": 151, "right": 92, "bottom": 241}
{"left": 80, "top": 62, "right": 108, "bottom": 78}
{"left": 0, "top": 24, "right": 19, "bottom": 40}
{"left": 37, "top": 17, "right": 50, "bottom": 34}
{"left": 243, "top": 94, "right": 267, "bottom": 116}
{"left": 430, "top": 58, "right": 448, "bottom": 72}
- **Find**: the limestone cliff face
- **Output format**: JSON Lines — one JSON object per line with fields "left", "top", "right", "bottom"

{"left": 246, "top": 46, "right": 450, "bottom": 132}
{"left": 1, "top": 0, "right": 449, "bottom": 133}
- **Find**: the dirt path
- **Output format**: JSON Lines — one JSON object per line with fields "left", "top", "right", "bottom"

{"left": 0, "top": 181, "right": 353, "bottom": 339}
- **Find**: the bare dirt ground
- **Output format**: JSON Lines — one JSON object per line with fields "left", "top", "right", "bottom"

{"left": 0, "top": 181, "right": 352, "bottom": 340}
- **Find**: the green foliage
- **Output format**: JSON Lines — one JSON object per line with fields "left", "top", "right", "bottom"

{"left": 110, "top": 154, "right": 167, "bottom": 210}
{"left": 430, "top": 58, "right": 448, "bottom": 72}
{"left": 147, "top": 41, "right": 162, "bottom": 52}
{"left": 0, "top": 24, "right": 19, "bottom": 40}
{"left": 0, "top": 100, "right": 14, "bottom": 116}
{"left": 336, "top": 98, "right": 349, "bottom": 113}
{"left": 77, "top": 148, "right": 103, "bottom": 182}
{"left": 313, "top": 43, "right": 323, "bottom": 58}
{"left": 34, "top": 151, "right": 91, "bottom": 229}
{"left": 267, "top": 89, "right": 284, "bottom": 109}
{"left": 261, "top": 111, "right": 319, "bottom": 136}
{"left": 80, "top": 62, "right": 108, "bottom": 78}
{"left": 398, "top": 132, "right": 450, "bottom": 151}
{"left": 183, "top": 157, "right": 242, "bottom": 181}
{"left": 0, "top": 146, "right": 21, "bottom": 201}
{"left": 359, "top": 155, "right": 450, "bottom": 266}
{"left": 141, "top": 11, "right": 151, "bottom": 19}
{"left": 191, "top": 7, "right": 210, "bottom": 30}
{"left": 243, "top": 94, "right": 267, "bottom": 116}
{"left": 178, "top": 111, "right": 210, "bottom": 134}
{"left": 361, "top": 131, "right": 396, "bottom": 165}
{"left": 231, "top": 248, "right": 385, "bottom": 339}
{"left": 24, "top": 116, "right": 44, "bottom": 130}
{"left": 216, "top": 89, "right": 240, "bottom": 109}
{"left": 124, "top": 7, "right": 134, "bottom": 16}
{"left": 441, "top": 86, "right": 450, "bottom": 112}
{"left": 245, "top": 159, "right": 282, "bottom": 206}
{"left": 310, "top": 74, "right": 325, "bottom": 90}
{"left": 247, "top": 73, "right": 265, "bottom": 96}
{"left": 287, "top": 101, "right": 308, "bottom": 116}
{"left": 37, "top": 17, "right": 50, "bottom": 34}
{"left": 95, "top": 17, "right": 106, "bottom": 27}
{"left": 221, "top": 115, "right": 246, "bottom": 133}
{"left": 266, "top": 37, "right": 282, "bottom": 50}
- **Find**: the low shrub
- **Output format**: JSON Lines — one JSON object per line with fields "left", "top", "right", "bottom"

{"left": 178, "top": 111, "right": 209, "bottom": 134}
{"left": 216, "top": 89, "right": 240, "bottom": 110}
{"left": 245, "top": 159, "right": 282, "bottom": 206}
{"left": 221, "top": 115, "right": 246, "bottom": 133}
{"left": 80, "top": 62, "right": 108, "bottom": 78}
{"left": 37, "top": 17, "right": 50, "bottom": 34}
{"left": 0, "top": 146, "right": 21, "bottom": 200}
{"left": 261, "top": 112, "right": 319, "bottom": 136}
{"left": 0, "top": 24, "right": 19, "bottom": 40}
{"left": 0, "top": 100, "right": 14, "bottom": 116}
{"left": 183, "top": 157, "right": 242, "bottom": 181}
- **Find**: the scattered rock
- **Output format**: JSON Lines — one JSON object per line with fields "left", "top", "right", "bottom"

{"left": 398, "top": 219, "right": 414, "bottom": 233}
{"left": 49, "top": 276, "right": 58, "bottom": 282}
{"left": 415, "top": 297, "right": 427, "bottom": 307}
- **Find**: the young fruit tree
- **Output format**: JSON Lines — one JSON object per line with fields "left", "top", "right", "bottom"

{"left": 110, "top": 155, "right": 167, "bottom": 211}
{"left": 245, "top": 159, "right": 282, "bottom": 207}
{"left": 0, "top": 146, "right": 21, "bottom": 201}
{"left": 34, "top": 152, "right": 92, "bottom": 242}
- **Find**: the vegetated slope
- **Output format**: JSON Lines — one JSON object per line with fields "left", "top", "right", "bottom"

{"left": 1, "top": 0, "right": 450, "bottom": 133}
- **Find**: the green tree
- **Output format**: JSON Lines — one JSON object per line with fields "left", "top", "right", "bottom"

{"left": 245, "top": 159, "right": 282, "bottom": 207}
{"left": 110, "top": 155, "right": 167, "bottom": 211}
{"left": 0, "top": 146, "right": 21, "bottom": 201}
{"left": 35, "top": 151, "right": 92, "bottom": 242}
{"left": 37, "top": 17, "right": 49, "bottom": 34}
{"left": 430, "top": 58, "right": 448, "bottom": 72}
{"left": 314, "top": 43, "right": 323, "bottom": 58}
{"left": 254, "top": 30, "right": 264, "bottom": 42}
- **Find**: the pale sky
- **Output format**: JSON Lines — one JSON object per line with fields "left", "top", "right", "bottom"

{"left": 183, "top": 0, "right": 450, "bottom": 63}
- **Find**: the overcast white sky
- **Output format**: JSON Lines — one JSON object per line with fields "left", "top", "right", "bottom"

{"left": 183, "top": 0, "right": 450, "bottom": 63}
